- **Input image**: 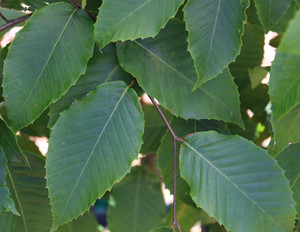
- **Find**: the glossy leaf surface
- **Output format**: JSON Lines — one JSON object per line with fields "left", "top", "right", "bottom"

{"left": 48, "top": 44, "right": 132, "bottom": 127}
{"left": 180, "top": 131, "right": 296, "bottom": 232}
{"left": 107, "top": 167, "right": 166, "bottom": 232}
{"left": 46, "top": 81, "right": 144, "bottom": 231}
{"left": 117, "top": 19, "right": 244, "bottom": 128}
{"left": 94, "top": 0, "right": 184, "bottom": 48}
{"left": 255, "top": 0, "right": 292, "bottom": 31}
{"left": 184, "top": 0, "right": 249, "bottom": 88}
{"left": 3, "top": 2, "right": 94, "bottom": 130}
{"left": 269, "top": 11, "right": 300, "bottom": 120}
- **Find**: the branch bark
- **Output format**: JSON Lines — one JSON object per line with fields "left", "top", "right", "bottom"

{"left": 0, "top": 14, "right": 32, "bottom": 33}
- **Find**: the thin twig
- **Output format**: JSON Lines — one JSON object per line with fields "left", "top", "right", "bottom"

{"left": 69, "top": 0, "right": 97, "bottom": 21}
{"left": 0, "top": 13, "right": 32, "bottom": 33}
{"left": 147, "top": 94, "right": 183, "bottom": 232}
{"left": 0, "top": 12, "right": 10, "bottom": 23}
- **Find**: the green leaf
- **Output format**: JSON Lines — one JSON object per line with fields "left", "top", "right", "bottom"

{"left": 3, "top": 2, "right": 94, "bottom": 130}
{"left": 0, "top": 9, "right": 26, "bottom": 38}
{"left": 271, "top": 103, "right": 300, "bottom": 155}
{"left": 180, "top": 131, "right": 296, "bottom": 232}
{"left": 248, "top": 66, "right": 268, "bottom": 89}
{"left": 81, "top": 0, "right": 87, "bottom": 9}
{"left": 0, "top": 117, "right": 29, "bottom": 166}
{"left": 140, "top": 105, "right": 172, "bottom": 154}
{"left": 157, "top": 116, "right": 229, "bottom": 206}
{"left": 276, "top": 143, "right": 300, "bottom": 217}
{"left": 56, "top": 213, "right": 99, "bottom": 232}
{"left": 94, "top": 0, "right": 184, "bottom": 48}
{"left": 0, "top": 152, "right": 52, "bottom": 232}
{"left": 184, "top": 0, "right": 249, "bottom": 88}
{"left": 151, "top": 227, "right": 173, "bottom": 232}
{"left": 107, "top": 167, "right": 166, "bottom": 232}
{"left": 46, "top": 81, "right": 144, "bottom": 231}
{"left": 229, "top": 23, "right": 265, "bottom": 90}
{"left": 0, "top": 46, "right": 8, "bottom": 102}
{"left": 48, "top": 43, "right": 132, "bottom": 128}
{"left": 255, "top": 0, "right": 292, "bottom": 32}
{"left": 269, "top": 11, "right": 300, "bottom": 120}
{"left": 0, "top": 147, "right": 18, "bottom": 215}
{"left": 117, "top": 19, "right": 244, "bottom": 128}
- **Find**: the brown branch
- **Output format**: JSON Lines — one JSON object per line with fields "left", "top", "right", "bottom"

{"left": 69, "top": 0, "right": 97, "bottom": 21}
{"left": 0, "top": 13, "right": 32, "bottom": 33}
{"left": 0, "top": 12, "right": 10, "bottom": 23}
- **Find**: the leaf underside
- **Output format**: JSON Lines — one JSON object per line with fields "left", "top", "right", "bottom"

{"left": 180, "top": 131, "right": 296, "bottom": 232}
{"left": 94, "top": 0, "right": 184, "bottom": 48}
{"left": 117, "top": 19, "right": 244, "bottom": 128}
{"left": 184, "top": 0, "right": 249, "bottom": 88}
{"left": 3, "top": 2, "right": 94, "bottom": 130}
{"left": 46, "top": 81, "right": 144, "bottom": 231}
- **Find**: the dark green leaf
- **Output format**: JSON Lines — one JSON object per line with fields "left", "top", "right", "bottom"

{"left": 255, "top": 0, "right": 292, "bottom": 31}
{"left": 107, "top": 167, "right": 166, "bottom": 232}
{"left": 151, "top": 227, "right": 173, "bottom": 232}
{"left": 0, "top": 147, "right": 18, "bottom": 215}
{"left": 269, "top": 11, "right": 300, "bottom": 120}
{"left": 246, "top": 0, "right": 262, "bottom": 27}
{"left": 46, "top": 81, "right": 144, "bottom": 231}
{"left": 94, "top": 0, "right": 184, "bottom": 48}
{"left": 56, "top": 213, "right": 99, "bottom": 232}
{"left": 16, "top": 135, "right": 42, "bottom": 156}
{"left": 0, "top": 46, "right": 8, "bottom": 102}
{"left": 3, "top": 2, "right": 94, "bottom": 130}
{"left": 271, "top": 103, "right": 300, "bottom": 155}
{"left": 0, "top": 117, "right": 29, "bottom": 166}
{"left": 184, "top": 0, "right": 249, "bottom": 88}
{"left": 117, "top": 19, "right": 244, "bottom": 128}
{"left": 0, "top": 9, "right": 25, "bottom": 37}
{"left": 140, "top": 105, "right": 171, "bottom": 154}
{"left": 157, "top": 117, "right": 230, "bottom": 206}
{"left": 276, "top": 143, "right": 300, "bottom": 217}
{"left": 48, "top": 43, "right": 132, "bottom": 128}
{"left": 180, "top": 131, "right": 296, "bottom": 232}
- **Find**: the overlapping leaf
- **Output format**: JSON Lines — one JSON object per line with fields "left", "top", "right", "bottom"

{"left": 140, "top": 105, "right": 171, "bottom": 154}
{"left": 0, "top": 9, "right": 26, "bottom": 39}
{"left": 48, "top": 44, "right": 132, "bottom": 127}
{"left": 184, "top": 0, "right": 249, "bottom": 88}
{"left": 94, "top": 0, "right": 184, "bottom": 48}
{"left": 151, "top": 227, "right": 173, "bottom": 232}
{"left": 107, "top": 167, "right": 166, "bottom": 232}
{"left": 117, "top": 19, "right": 244, "bottom": 128}
{"left": 180, "top": 131, "right": 296, "bottom": 232}
{"left": 3, "top": 2, "right": 94, "bottom": 130}
{"left": 255, "top": 0, "right": 292, "bottom": 31}
{"left": 271, "top": 103, "right": 300, "bottom": 155}
{"left": 276, "top": 143, "right": 300, "bottom": 217}
{"left": 0, "top": 117, "right": 29, "bottom": 165}
{"left": 269, "top": 11, "right": 300, "bottom": 120}
{"left": 46, "top": 81, "right": 144, "bottom": 231}
{"left": 56, "top": 213, "right": 99, "bottom": 232}
{"left": 0, "top": 148, "right": 18, "bottom": 215}
{"left": 0, "top": 152, "right": 52, "bottom": 232}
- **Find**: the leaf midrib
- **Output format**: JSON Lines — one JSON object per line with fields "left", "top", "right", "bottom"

{"left": 133, "top": 41, "right": 231, "bottom": 111}
{"left": 57, "top": 84, "right": 130, "bottom": 224}
{"left": 21, "top": 9, "right": 77, "bottom": 120}
{"left": 7, "top": 166, "right": 28, "bottom": 232}
{"left": 184, "top": 140, "right": 285, "bottom": 231}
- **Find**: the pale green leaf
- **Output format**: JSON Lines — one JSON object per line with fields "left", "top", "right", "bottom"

{"left": 255, "top": 0, "right": 292, "bottom": 32}
{"left": 48, "top": 44, "right": 132, "bottom": 128}
{"left": 56, "top": 213, "right": 99, "bottom": 232}
{"left": 248, "top": 66, "right": 268, "bottom": 89}
{"left": 3, "top": 2, "right": 94, "bottom": 130}
{"left": 180, "top": 131, "right": 296, "bottom": 232}
{"left": 117, "top": 19, "right": 244, "bottom": 128}
{"left": 269, "top": 11, "right": 300, "bottom": 120}
{"left": 0, "top": 152, "right": 52, "bottom": 232}
{"left": 140, "top": 105, "right": 171, "bottom": 154}
{"left": 0, "top": 117, "right": 29, "bottom": 166}
{"left": 107, "top": 167, "right": 166, "bottom": 232}
{"left": 0, "top": 147, "right": 18, "bottom": 215}
{"left": 157, "top": 116, "right": 229, "bottom": 206}
{"left": 271, "top": 103, "right": 300, "bottom": 155}
{"left": 276, "top": 143, "right": 300, "bottom": 217}
{"left": 94, "top": 0, "right": 184, "bottom": 48}
{"left": 46, "top": 81, "right": 144, "bottom": 231}
{"left": 81, "top": 0, "right": 87, "bottom": 9}
{"left": 184, "top": 0, "right": 249, "bottom": 88}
